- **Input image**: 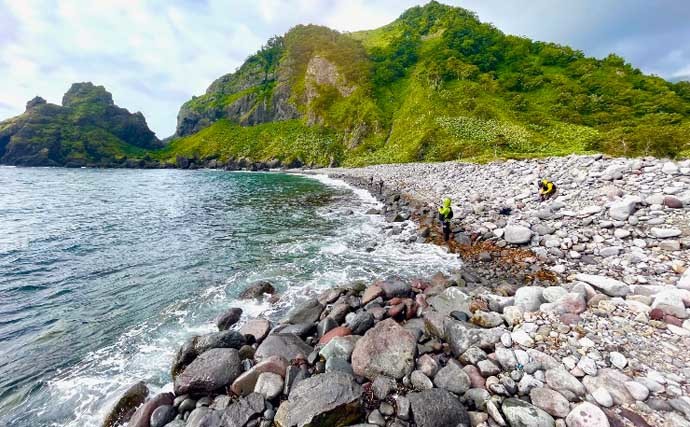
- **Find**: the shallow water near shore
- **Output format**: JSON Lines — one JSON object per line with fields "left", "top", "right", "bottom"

{"left": 0, "top": 167, "right": 460, "bottom": 426}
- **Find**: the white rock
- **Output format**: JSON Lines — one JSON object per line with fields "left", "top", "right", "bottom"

{"left": 565, "top": 402, "right": 609, "bottom": 427}
{"left": 511, "top": 330, "right": 535, "bottom": 348}
{"left": 662, "top": 162, "right": 679, "bottom": 175}
{"left": 608, "top": 196, "right": 641, "bottom": 221}
{"left": 614, "top": 229, "right": 631, "bottom": 239}
{"left": 609, "top": 352, "right": 627, "bottom": 370}
{"left": 575, "top": 274, "right": 630, "bottom": 297}
{"left": 577, "top": 356, "right": 597, "bottom": 376}
{"left": 505, "top": 225, "right": 533, "bottom": 244}
{"left": 514, "top": 287, "right": 545, "bottom": 312}
{"left": 624, "top": 381, "right": 649, "bottom": 401}
{"left": 650, "top": 227, "right": 682, "bottom": 239}
{"left": 592, "top": 387, "right": 614, "bottom": 407}
{"left": 652, "top": 290, "right": 688, "bottom": 319}
{"left": 679, "top": 269, "right": 690, "bottom": 290}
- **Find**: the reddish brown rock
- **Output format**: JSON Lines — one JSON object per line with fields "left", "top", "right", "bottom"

{"left": 463, "top": 365, "right": 485, "bottom": 389}
{"left": 127, "top": 393, "right": 174, "bottom": 427}
{"left": 650, "top": 308, "right": 665, "bottom": 321}
{"left": 319, "top": 326, "right": 352, "bottom": 345}
{"left": 664, "top": 315, "right": 683, "bottom": 326}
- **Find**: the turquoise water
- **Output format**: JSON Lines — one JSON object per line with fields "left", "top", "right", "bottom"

{"left": 0, "top": 167, "right": 460, "bottom": 426}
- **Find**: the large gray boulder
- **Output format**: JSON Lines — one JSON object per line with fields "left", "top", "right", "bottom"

{"left": 174, "top": 348, "right": 242, "bottom": 395}
{"left": 255, "top": 334, "right": 313, "bottom": 362}
{"left": 608, "top": 196, "right": 640, "bottom": 220}
{"left": 171, "top": 331, "right": 246, "bottom": 379}
{"left": 444, "top": 319, "right": 504, "bottom": 356}
{"left": 102, "top": 381, "right": 148, "bottom": 427}
{"left": 433, "top": 359, "right": 471, "bottom": 395}
{"left": 408, "top": 388, "right": 470, "bottom": 427}
{"left": 215, "top": 307, "right": 243, "bottom": 331}
{"left": 514, "top": 286, "right": 545, "bottom": 312}
{"left": 504, "top": 225, "right": 532, "bottom": 244}
{"left": 574, "top": 274, "right": 630, "bottom": 297}
{"left": 351, "top": 318, "right": 416, "bottom": 380}
{"left": 501, "top": 398, "right": 555, "bottom": 427}
{"left": 427, "top": 287, "right": 471, "bottom": 317}
{"left": 283, "top": 298, "right": 324, "bottom": 324}
{"left": 274, "top": 372, "right": 362, "bottom": 427}
{"left": 220, "top": 393, "right": 265, "bottom": 427}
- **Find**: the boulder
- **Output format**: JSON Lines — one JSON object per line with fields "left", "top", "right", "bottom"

{"left": 582, "top": 368, "right": 634, "bottom": 405}
{"left": 433, "top": 359, "right": 471, "bottom": 394}
{"left": 220, "top": 393, "right": 265, "bottom": 427}
{"left": 504, "top": 225, "right": 532, "bottom": 244}
{"left": 514, "top": 286, "right": 545, "bottom": 311}
{"left": 650, "top": 227, "right": 682, "bottom": 239}
{"left": 127, "top": 393, "right": 174, "bottom": 427}
{"left": 215, "top": 307, "right": 243, "bottom": 331}
{"left": 574, "top": 274, "right": 630, "bottom": 297}
{"left": 651, "top": 290, "right": 688, "bottom": 319}
{"left": 362, "top": 285, "right": 384, "bottom": 305}
{"left": 239, "top": 319, "right": 272, "bottom": 342}
{"left": 530, "top": 387, "right": 570, "bottom": 418}
{"left": 545, "top": 368, "right": 586, "bottom": 400}
{"left": 149, "top": 405, "right": 175, "bottom": 427}
{"left": 565, "top": 402, "right": 609, "bottom": 427}
{"left": 255, "top": 334, "right": 313, "bottom": 362}
{"left": 255, "top": 372, "right": 284, "bottom": 400}
{"left": 351, "top": 319, "right": 416, "bottom": 380}
{"left": 102, "top": 381, "right": 148, "bottom": 427}
{"left": 444, "top": 319, "right": 504, "bottom": 356}
{"left": 375, "top": 278, "right": 411, "bottom": 298}
{"left": 502, "top": 398, "right": 555, "bottom": 427}
{"left": 194, "top": 330, "right": 246, "bottom": 355}
{"left": 407, "top": 388, "right": 470, "bottom": 427}
{"left": 347, "top": 311, "right": 374, "bottom": 335}
{"left": 238, "top": 281, "right": 275, "bottom": 299}
{"left": 320, "top": 336, "right": 359, "bottom": 361}
{"left": 284, "top": 298, "right": 324, "bottom": 324}
{"left": 274, "top": 372, "right": 362, "bottom": 427}
{"left": 427, "top": 287, "right": 471, "bottom": 317}
{"left": 608, "top": 196, "right": 641, "bottom": 221}
{"left": 231, "top": 356, "right": 288, "bottom": 396}
{"left": 174, "top": 348, "right": 242, "bottom": 395}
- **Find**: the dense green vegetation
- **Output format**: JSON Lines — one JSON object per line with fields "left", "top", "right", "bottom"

{"left": 0, "top": 83, "right": 159, "bottom": 166}
{"left": 164, "top": 1, "right": 689, "bottom": 166}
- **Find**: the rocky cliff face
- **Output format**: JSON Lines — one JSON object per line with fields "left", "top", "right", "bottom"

{"left": 174, "top": 37, "right": 299, "bottom": 138}
{"left": 0, "top": 83, "right": 160, "bottom": 166}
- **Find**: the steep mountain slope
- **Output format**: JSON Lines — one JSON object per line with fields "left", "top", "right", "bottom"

{"left": 163, "top": 1, "right": 690, "bottom": 166}
{"left": 0, "top": 83, "right": 160, "bottom": 166}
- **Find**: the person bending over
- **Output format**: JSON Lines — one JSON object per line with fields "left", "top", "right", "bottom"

{"left": 538, "top": 179, "right": 556, "bottom": 202}
{"left": 438, "top": 198, "right": 454, "bottom": 242}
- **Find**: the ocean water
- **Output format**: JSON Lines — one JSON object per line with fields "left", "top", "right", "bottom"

{"left": 0, "top": 167, "right": 460, "bottom": 426}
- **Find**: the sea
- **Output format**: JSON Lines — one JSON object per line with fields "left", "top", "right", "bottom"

{"left": 0, "top": 167, "right": 460, "bottom": 426}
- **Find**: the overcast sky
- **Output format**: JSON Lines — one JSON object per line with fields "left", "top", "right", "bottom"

{"left": 1, "top": 0, "right": 689, "bottom": 137}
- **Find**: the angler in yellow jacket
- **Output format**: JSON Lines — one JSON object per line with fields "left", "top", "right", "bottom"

{"left": 538, "top": 179, "right": 556, "bottom": 201}
{"left": 438, "top": 198, "right": 454, "bottom": 242}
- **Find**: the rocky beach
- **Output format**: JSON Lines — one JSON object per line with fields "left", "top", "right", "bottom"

{"left": 104, "top": 154, "right": 690, "bottom": 427}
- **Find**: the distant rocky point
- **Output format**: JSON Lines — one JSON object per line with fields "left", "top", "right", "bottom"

{"left": 0, "top": 82, "right": 161, "bottom": 167}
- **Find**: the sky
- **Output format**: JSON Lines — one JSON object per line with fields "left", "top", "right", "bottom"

{"left": 1, "top": 0, "right": 689, "bottom": 137}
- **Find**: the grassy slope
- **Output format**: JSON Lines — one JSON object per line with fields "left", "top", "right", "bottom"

{"left": 160, "top": 2, "right": 690, "bottom": 166}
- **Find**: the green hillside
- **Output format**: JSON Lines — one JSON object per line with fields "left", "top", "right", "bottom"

{"left": 163, "top": 1, "right": 690, "bottom": 166}
{"left": 0, "top": 83, "right": 160, "bottom": 166}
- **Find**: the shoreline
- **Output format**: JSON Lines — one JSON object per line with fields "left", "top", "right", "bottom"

{"left": 66, "top": 156, "right": 690, "bottom": 426}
